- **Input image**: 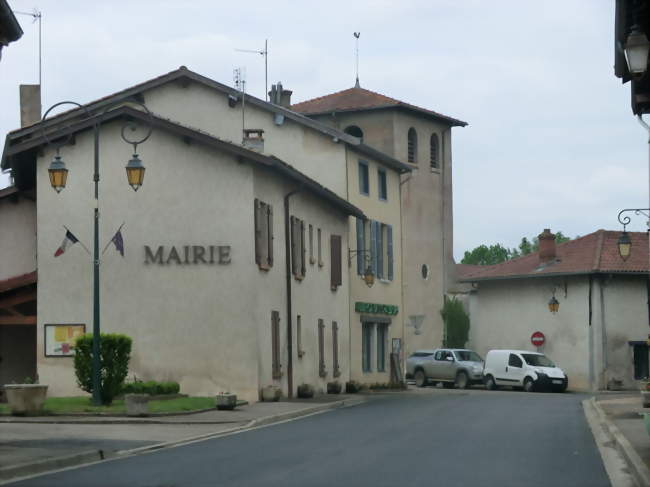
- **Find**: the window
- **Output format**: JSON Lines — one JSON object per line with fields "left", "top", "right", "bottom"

{"left": 318, "top": 319, "right": 326, "bottom": 377}
{"left": 330, "top": 234, "right": 342, "bottom": 291}
{"left": 344, "top": 125, "right": 364, "bottom": 141}
{"left": 254, "top": 199, "right": 273, "bottom": 270}
{"left": 634, "top": 345, "right": 649, "bottom": 379}
{"left": 508, "top": 354, "right": 523, "bottom": 368}
{"left": 309, "top": 224, "right": 314, "bottom": 265}
{"left": 430, "top": 133, "right": 439, "bottom": 169}
{"left": 356, "top": 219, "right": 394, "bottom": 281}
{"left": 332, "top": 321, "right": 340, "bottom": 377}
{"left": 317, "top": 228, "right": 323, "bottom": 267}
{"left": 271, "top": 311, "right": 282, "bottom": 379}
{"left": 407, "top": 128, "right": 417, "bottom": 163}
{"left": 358, "top": 160, "right": 369, "bottom": 195}
{"left": 362, "top": 323, "right": 373, "bottom": 372}
{"left": 378, "top": 169, "right": 387, "bottom": 201}
{"left": 290, "top": 216, "right": 306, "bottom": 279}
{"left": 377, "top": 324, "right": 387, "bottom": 372}
{"left": 297, "top": 315, "right": 304, "bottom": 358}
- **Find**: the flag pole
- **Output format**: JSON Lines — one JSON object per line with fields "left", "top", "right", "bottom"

{"left": 62, "top": 225, "right": 91, "bottom": 255}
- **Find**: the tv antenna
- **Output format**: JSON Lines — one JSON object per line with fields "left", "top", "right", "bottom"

{"left": 235, "top": 39, "right": 268, "bottom": 101}
{"left": 233, "top": 67, "right": 247, "bottom": 137}
{"left": 13, "top": 8, "right": 42, "bottom": 86}
{"left": 353, "top": 32, "right": 360, "bottom": 88}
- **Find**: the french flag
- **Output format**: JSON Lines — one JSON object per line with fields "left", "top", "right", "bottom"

{"left": 54, "top": 230, "right": 79, "bottom": 257}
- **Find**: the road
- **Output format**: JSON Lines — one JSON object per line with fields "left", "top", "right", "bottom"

{"left": 7, "top": 388, "right": 610, "bottom": 487}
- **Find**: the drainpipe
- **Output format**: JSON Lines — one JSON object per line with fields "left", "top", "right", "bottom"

{"left": 284, "top": 188, "right": 301, "bottom": 398}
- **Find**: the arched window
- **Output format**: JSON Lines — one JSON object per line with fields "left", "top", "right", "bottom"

{"left": 430, "top": 134, "right": 439, "bottom": 169}
{"left": 344, "top": 125, "right": 364, "bottom": 141}
{"left": 407, "top": 128, "right": 417, "bottom": 163}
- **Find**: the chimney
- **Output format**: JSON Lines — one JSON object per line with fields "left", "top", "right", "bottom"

{"left": 268, "top": 82, "right": 292, "bottom": 108}
{"left": 20, "top": 84, "right": 41, "bottom": 127}
{"left": 242, "top": 128, "right": 264, "bottom": 152}
{"left": 538, "top": 228, "right": 556, "bottom": 263}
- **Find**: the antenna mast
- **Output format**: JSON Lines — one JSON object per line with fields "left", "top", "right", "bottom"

{"left": 235, "top": 39, "right": 268, "bottom": 101}
{"left": 14, "top": 9, "right": 42, "bottom": 86}
{"left": 353, "top": 32, "right": 360, "bottom": 87}
{"left": 234, "top": 67, "right": 247, "bottom": 139}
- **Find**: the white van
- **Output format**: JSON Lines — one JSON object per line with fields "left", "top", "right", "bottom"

{"left": 483, "top": 350, "right": 568, "bottom": 392}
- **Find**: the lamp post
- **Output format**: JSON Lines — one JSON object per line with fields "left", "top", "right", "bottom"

{"left": 42, "top": 100, "right": 152, "bottom": 405}
{"left": 616, "top": 208, "right": 650, "bottom": 261}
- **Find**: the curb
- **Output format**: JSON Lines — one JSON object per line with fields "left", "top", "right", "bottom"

{"left": 0, "top": 449, "right": 114, "bottom": 484}
{"left": 586, "top": 397, "right": 650, "bottom": 487}
{"left": 0, "top": 396, "right": 367, "bottom": 484}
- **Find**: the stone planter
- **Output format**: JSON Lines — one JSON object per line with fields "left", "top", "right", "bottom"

{"left": 4, "top": 384, "right": 48, "bottom": 415}
{"left": 125, "top": 394, "right": 150, "bottom": 417}
{"left": 297, "top": 384, "right": 314, "bottom": 399}
{"left": 216, "top": 393, "right": 237, "bottom": 410}
{"left": 261, "top": 385, "right": 281, "bottom": 402}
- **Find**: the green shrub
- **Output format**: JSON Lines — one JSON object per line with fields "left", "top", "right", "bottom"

{"left": 121, "top": 379, "right": 180, "bottom": 396}
{"left": 74, "top": 333, "right": 132, "bottom": 405}
{"left": 440, "top": 297, "right": 470, "bottom": 349}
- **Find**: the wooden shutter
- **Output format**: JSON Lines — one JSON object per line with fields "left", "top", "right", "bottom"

{"left": 254, "top": 199, "right": 261, "bottom": 265}
{"left": 332, "top": 321, "right": 340, "bottom": 377}
{"left": 291, "top": 217, "right": 298, "bottom": 277}
{"left": 370, "top": 220, "right": 379, "bottom": 275}
{"left": 377, "top": 224, "right": 384, "bottom": 280}
{"left": 317, "top": 228, "right": 323, "bottom": 267}
{"left": 356, "top": 218, "right": 364, "bottom": 275}
{"left": 330, "top": 234, "right": 342, "bottom": 290}
{"left": 387, "top": 224, "right": 393, "bottom": 281}
{"left": 271, "top": 311, "right": 281, "bottom": 379}
{"left": 318, "top": 318, "right": 326, "bottom": 377}
{"left": 309, "top": 224, "right": 314, "bottom": 264}
{"left": 300, "top": 220, "right": 306, "bottom": 277}
{"left": 267, "top": 204, "right": 274, "bottom": 266}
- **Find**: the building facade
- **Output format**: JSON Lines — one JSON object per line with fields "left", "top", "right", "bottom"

{"left": 292, "top": 85, "right": 466, "bottom": 360}
{"left": 459, "top": 229, "right": 649, "bottom": 391}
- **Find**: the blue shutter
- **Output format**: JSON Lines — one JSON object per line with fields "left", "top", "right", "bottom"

{"left": 370, "top": 221, "right": 379, "bottom": 275}
{"left": 377, "top": 224, "right": 384, "bottom": 280}
{"left": 387, "top": 224, "right": 393, "bottom": 281}
{"left": 356, "top": 218, "right": 364, "bottom": 275}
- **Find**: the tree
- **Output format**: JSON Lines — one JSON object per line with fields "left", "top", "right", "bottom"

{"left": 461, "top": 244, "right": 511, "bottom": 265}
{"left": 441, "top": 297, "right": 470, "bottom": 348}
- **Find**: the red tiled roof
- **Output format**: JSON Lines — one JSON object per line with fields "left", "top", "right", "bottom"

{"left": 457, "top": 230, "right": 648, "bottom": 282}
{"left": 0, "top": 271, "right": 37, "bottom": 293}
{"left": 291, "top": 86, "right": 467, "bottom": 127}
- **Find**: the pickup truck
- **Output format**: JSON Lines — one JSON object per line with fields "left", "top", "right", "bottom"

{"left": 406, "top": 348, "right": 484, "bottom": 389}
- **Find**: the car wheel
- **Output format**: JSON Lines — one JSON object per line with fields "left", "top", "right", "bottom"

{"left": 442, "top": 382, "right": 455, "bottom": 389}
{"left": 455, "top": 371, "right": 469, "bottom": 389}
{"left": 414, "top": 369, "right": 427, "bottom": 388}
{"left": 523, "top": 377, "right": 535, "bottom": 393}
{"left": 484, "top": 375, "right": 497, "bottom": 390}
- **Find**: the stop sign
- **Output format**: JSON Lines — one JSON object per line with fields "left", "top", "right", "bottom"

{"left": 531, "top": 331, "right": 545, "bottom": 347}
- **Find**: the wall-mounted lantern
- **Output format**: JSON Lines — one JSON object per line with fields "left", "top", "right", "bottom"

{"left": 548, "top": 295, "right": 559, "bottom": 314}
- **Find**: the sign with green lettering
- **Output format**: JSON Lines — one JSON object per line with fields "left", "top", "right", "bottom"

{"left": 355, "top": 302, "right": 399, "bottom": 316}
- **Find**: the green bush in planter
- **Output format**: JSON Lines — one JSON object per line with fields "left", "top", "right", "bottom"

{"left": 121, "top": 380, "right": 180, "bottom": 396}
{"left": 73, "top": 333, "right": 132, "bottom": 405}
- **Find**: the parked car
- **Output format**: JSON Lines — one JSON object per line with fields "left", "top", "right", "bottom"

{"left": 406, "top": 348, "right": 484, "bottom": 389}
{"left": 482, "top": 350, "right": 568, "bottom": 392}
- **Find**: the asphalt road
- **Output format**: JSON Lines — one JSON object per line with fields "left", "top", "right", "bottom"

{"left": 8, "top": 389, "right": 610, "bottom": 487}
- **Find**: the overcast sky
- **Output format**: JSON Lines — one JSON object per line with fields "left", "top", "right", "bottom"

{"left": 1, "top": 0, "right": 647, "bottom": 260}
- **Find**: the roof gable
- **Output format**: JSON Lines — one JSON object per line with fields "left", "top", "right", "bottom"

{"left": 291, "top": 86, "right": 467, "bottom": 127}
{"left": 457, "top": 230, "right": 649, "bottom": 282}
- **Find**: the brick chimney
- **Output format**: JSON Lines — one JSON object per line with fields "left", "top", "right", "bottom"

{"left": 538, "top": 228, "right": 556, "bottom": 263}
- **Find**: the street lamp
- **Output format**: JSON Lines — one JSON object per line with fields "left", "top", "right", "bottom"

{"left": 624, "top": 24, "right": 650, "bottom": 75}
{"left": 41, "top": 99, "right": 152, "bottom": 405}
{"left": 348, "top": 249, "right": 375, "bottom": 288}
{"left": 616, "top": 208, "right": 649, "bottom": 261}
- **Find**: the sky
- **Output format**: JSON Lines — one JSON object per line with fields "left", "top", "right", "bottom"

{"left": 1, "top": 0, "right": 647, "bottom": 260}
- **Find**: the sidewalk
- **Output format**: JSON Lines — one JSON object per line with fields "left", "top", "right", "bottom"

{"left": 591, "top": 393, "right": 650, "bottom": 487}
{"left": 0, "top": 394, "right": 365, "bottom": 484}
